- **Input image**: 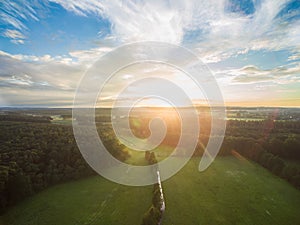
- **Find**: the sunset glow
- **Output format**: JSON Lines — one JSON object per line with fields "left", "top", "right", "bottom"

{"left": 0, "top": 0, "right": 299, "bottom": 107}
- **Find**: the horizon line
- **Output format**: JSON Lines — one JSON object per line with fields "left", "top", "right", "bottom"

{"left": 1, "top": 105, "right": 300, "bottom": 109}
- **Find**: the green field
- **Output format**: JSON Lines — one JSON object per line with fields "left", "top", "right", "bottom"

{"left": 0, "top": 177, "right": 152, "bottom": 225}
{"left": 1, "top": 156, "right": 300, "bottom": 225}
{"left": 162, "top": 157, "right": 300, "bottom": 225}
{"left": 50, "top": 115, "right": 72, "bottom": 125}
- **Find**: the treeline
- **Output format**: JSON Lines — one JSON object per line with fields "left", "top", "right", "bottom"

{"left": 225, "top": 119, "right": 300, "bottom": 160}
{"left": 262, "top": 136, "right": 300, "bottom": 159}
{"left": 142, "top": 152, "right": 164, "bottom": 225}
{"left": 226, "top": 119, "right": 300, "bottom": 138}
{"left": 0, "top": 114, "right": 52, "bottom": 123}
{"left": 220, "top": 136, "right": 300, "bottom": 189}
{"left": 193, "top": 118, "right": 300, "bottom": 189}
{"left": 228, "top": 119, "right": 300, "bottom": 130}
{"left": 0, "top": 120, "right": 129, "bottom": 213}
{"left": 97, "top": 123, "right": 130, "bottom": 162}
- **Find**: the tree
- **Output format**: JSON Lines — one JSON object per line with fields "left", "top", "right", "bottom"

{"left": 7, "top": 173, "right": 32, "bottom": 205}
{"left": 281, "top": 165, "right": 298, "bottom": 182}
{"left": 291, "top": 174, "right": 300, "bottom": 188}
{"left": 145, "top": 151, "right": 150, "bottom": 161}
{"left": 148, "top": 152, "right": 157, "bottom": 165}
{"left": 270, "top": 156, "right": 285, "bottom": 176}
{"left": 152, "top": 188, "right": 162, "bottom": 209}
{"left": 141, "top": 205, "right": 161, "bottom": 225}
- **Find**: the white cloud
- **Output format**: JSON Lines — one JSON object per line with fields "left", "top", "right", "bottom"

{"left": 0, "top": 50, "right": 84, "bottom": 91}
{"left": 215, "top": 63, "right": 300, "bottom": 84}
{"left": 2, "top": 1, "right": 299, "bottom": 61}
{"left": 3, "top": 29, "right": 25, "bottom": 39}
{"left": 0, "top": 50, "right": 75, "bottom": 64}
{"left": 69, "top": 47, "right": 113, "bottom": 63}
{"left": 47, "top": 0, "right": 299, "bottom": 63}
{"left": 0, "top": 1, "right": 48, "bottom": 43}
{"left": 11, "top": 39, "right": 24, "bottom": 44}
{"left": 50, "top": 0, "right": 186, "bottom": 44}
{"left": 288, "top": 54, "right": 300, "bottom": 61}
{"left": 3, "top": 29, "right": 26, "bottom": 44}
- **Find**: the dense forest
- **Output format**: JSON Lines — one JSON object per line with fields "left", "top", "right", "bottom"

{"left": 223, "top": 119, "right": 300, "bottom": 188}
{"left": 0, "top": 114, "right": 128, "bottom": 213}
{"left": 0, "top": 109, "right": 299, "bottom": 214}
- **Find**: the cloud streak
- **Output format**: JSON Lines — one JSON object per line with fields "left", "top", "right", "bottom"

{"left": 214, "top": 63, "right": 300, "bottom": 84}
{"left": 2, "top": 0, "right": 299, "bottom": 60}
{"left": 2, "top": 29, "right": 25, "bottom": 44}
{"left": 48, "top": 0, "right": 300, "bottom": 62}
{"left": 0, "top": 0, "right": 49, "bottom": 43}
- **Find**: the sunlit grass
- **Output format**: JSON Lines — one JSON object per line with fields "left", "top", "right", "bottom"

{"left": 162, "top": 156, "right": 300, "bottom": 225}
{"left": 1, "top": 157, "right": 299, "bottom": 225}
{"left": 125, "top": 145, "right": 175, "bottom": 166}
{"left": 0, "top": 177, "right": 152, "bottom": 225}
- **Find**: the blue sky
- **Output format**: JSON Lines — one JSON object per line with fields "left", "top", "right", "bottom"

{"left": 0, "top": 0, "right": 299, "bottom": 107}
{"left": 0, "top": 1, "right": 111, "bottom": 55}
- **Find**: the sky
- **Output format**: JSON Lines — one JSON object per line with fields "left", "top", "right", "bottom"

{"left": 0, "top": 0, "right": 299, "bottom": 107}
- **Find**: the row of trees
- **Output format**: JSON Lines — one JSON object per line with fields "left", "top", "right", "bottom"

{"left": 217, "top": 136, "right": 300, "bottom": 189}
{"left": 227, "top": 119, "right": 300, "bottom": 130}
{"left": 224, "top": 119, "right": 300, "bottom": 160}
{"left": 192, "top": 118, "right": 300, "bottom": 189}
{"left": 142, "top": 152, "right": 164, "bottom": 225}
{"left": 236, "top": 139, "right": 300, "bottom": 189}
{"left": 262, "top": 135, "right": 300, "bottom": 159}
{"left": 128, "top": 116, "right": 300, "bottom": 160}
{"left": 0, "top": 114, "right": 52, "bottom": 123}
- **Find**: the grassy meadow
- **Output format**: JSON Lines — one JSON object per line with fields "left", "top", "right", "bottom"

{"left": 162, "top": 156, "right": 300, "bottom": 225}
{"left": 1, "top": 156, "right": 300, "bottom": 225}
{"left": 0, "top": 177, "right": 152, "bottom": 225}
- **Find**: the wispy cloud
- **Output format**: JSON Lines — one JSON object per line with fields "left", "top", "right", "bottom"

{"left": 0, "top": 0, "right": 48, "bottom": 43}
{"left": 215, "top": 63, "right": 300, "bottom": 84}
{"left": 2, "top": 1, "right": 299, "bottom": 60}
{"left": 3, "top": 29, "right": 26, "bottom": 44}
{"left": 3, "top": 29, "right": 25, "bottom": 39}
{"left": 49, "top": 0, "right": 300, "bottom": 63}
{"left": 69, "top": 47, "right": 113, "bottom": 63}
{"left": 50, "top": 0, "right": 185, "bottom": 43}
